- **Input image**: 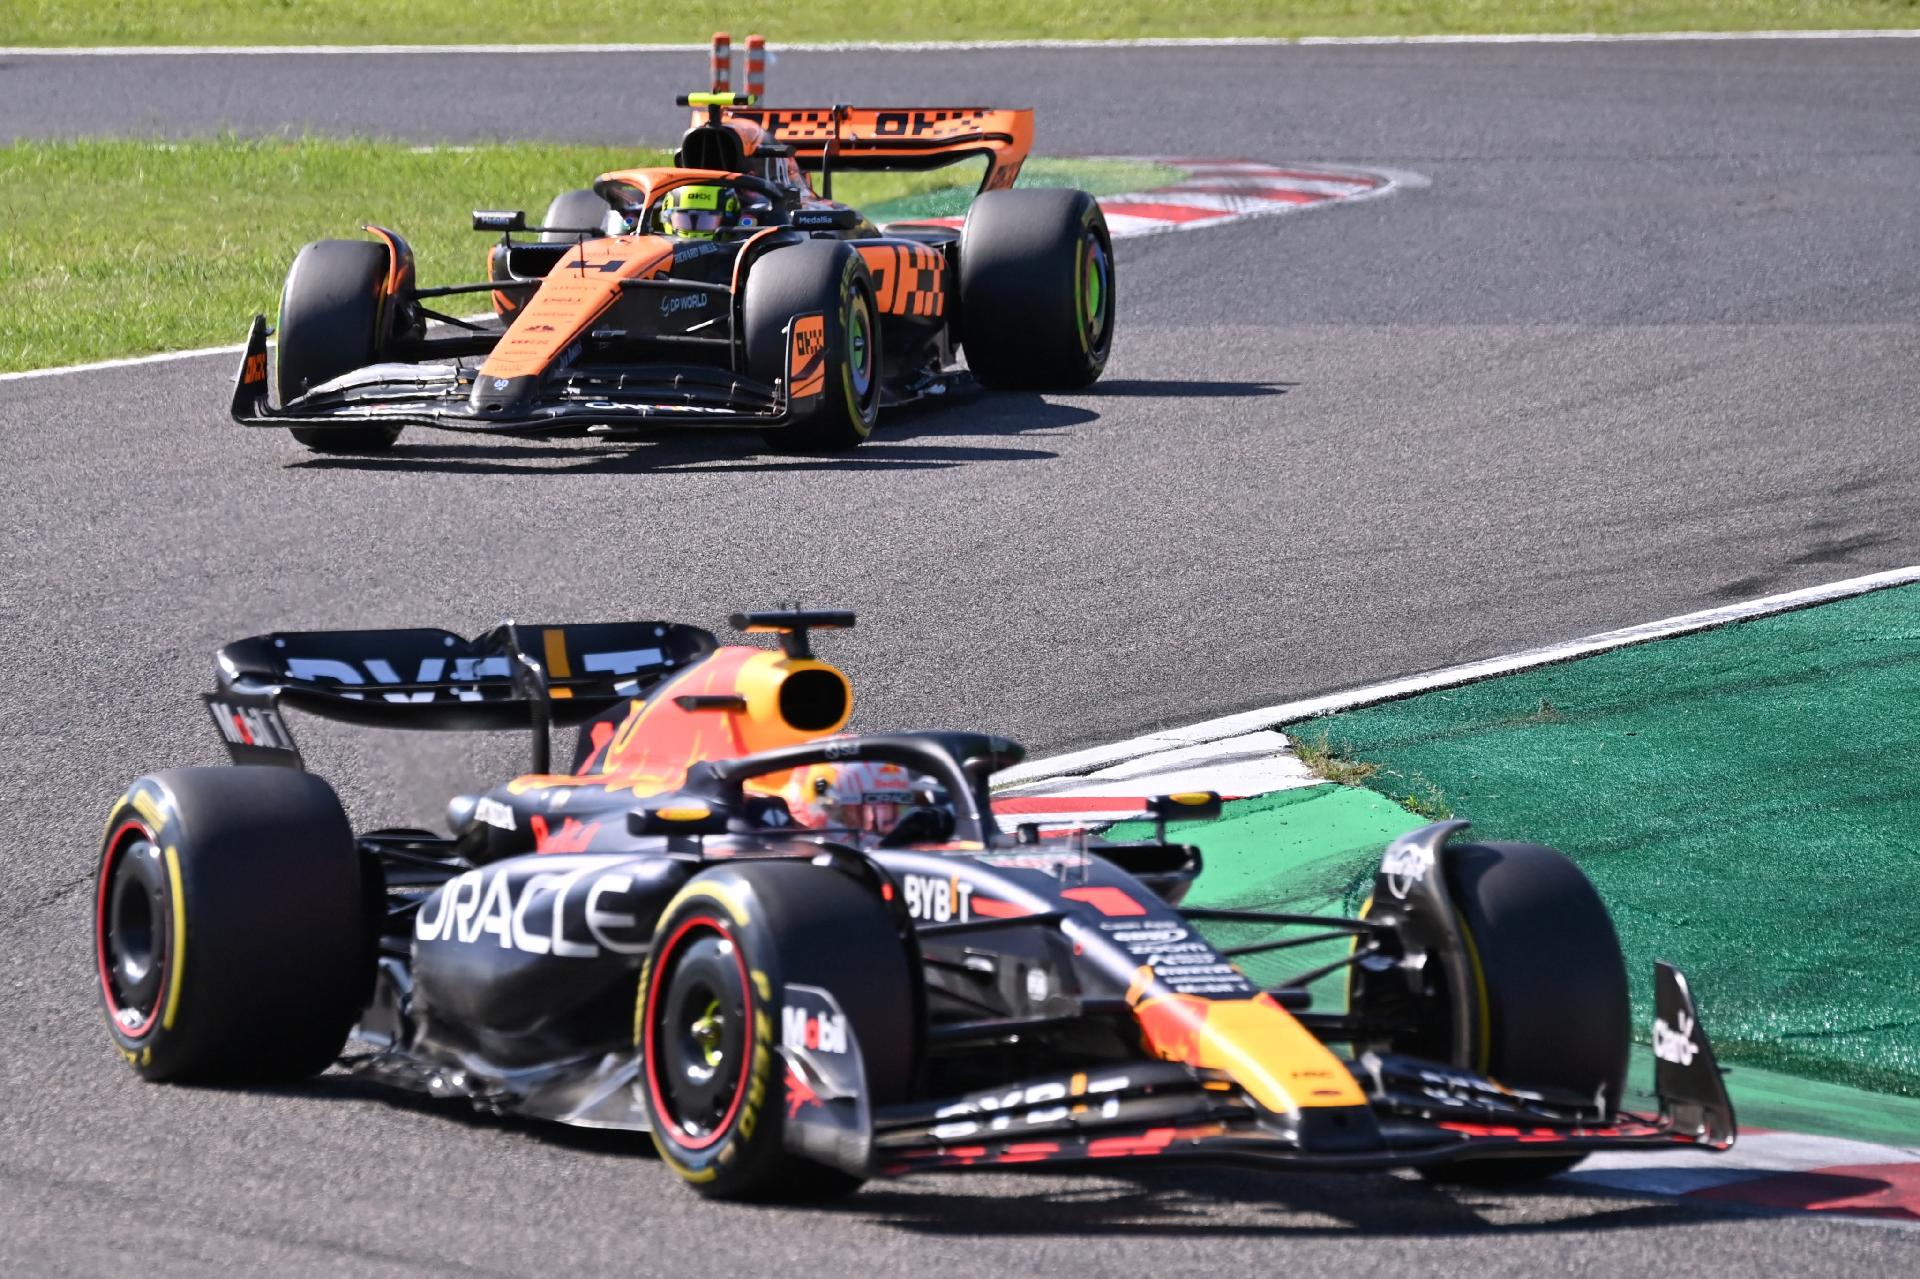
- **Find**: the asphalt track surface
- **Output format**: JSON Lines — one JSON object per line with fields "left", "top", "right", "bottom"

{"left": 3, "top": 38, "right": 1918, "bottom": 1277}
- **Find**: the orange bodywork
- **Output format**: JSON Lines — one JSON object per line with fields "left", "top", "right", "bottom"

{"left": 506, "top": 644, "right": 852, "bottom": 802}
{"left": 478, "top": 167, "right": 758, "bottom": 385}
{"left": 787, "top": 314, "right": 827, "bottom": 398}
{"left": 1133, "top": 992, "right": 1370, "bottom": 1116}
{"left": 858, "top": 243, "right": 945, "bottom": 318}
{"left": 714, "top": 106, "right": 1035, "bottom": 191}
{"left": 477, "top": 234, "right": 678, "bottom": 382}
{"left": 591, "top": 166, "right": 755, "bottom": 220}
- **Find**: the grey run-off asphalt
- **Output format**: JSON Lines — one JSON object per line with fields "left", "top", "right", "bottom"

{"left": 2, "top": 37, "right": 1917, "bottom": 1278}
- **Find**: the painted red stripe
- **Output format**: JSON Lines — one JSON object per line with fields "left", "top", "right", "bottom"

{"left": 1062, "top": 886, "right": 1148, "bottom": 917}
{"left": 1256, "top": 168, "right": 1383, "bottom": 187}
{"left": 1688, "top": 1163, "right": 1920, "bottom": 1220}
{"left": 1096, "top": 201, "right": 1230, "bottom": 224}
{"left": 1168, "top": 184, "right": 1331, "bottom": 205}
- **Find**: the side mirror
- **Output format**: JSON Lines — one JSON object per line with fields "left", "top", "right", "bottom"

{"left": 1146, "top": 791, "right": 1222, "bottom": 842}
{"left": 1147, "top": 791, "right": 1223, "bottom": 823}
{"left": 472, "top": 209, "right": 528, "bottom": 233}
{"left": 628, "top": 800, "right": 731, "bottom": 838}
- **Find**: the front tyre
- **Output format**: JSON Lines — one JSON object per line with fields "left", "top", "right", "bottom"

{"left": 744, "top": 241, "right": 882, "bottom": 452}
{"left": 96, "top": 768, "right": 370, "bottom": 1082}
{"left": 1363, "top": 841, "right": 1630, "bottom": 1185}
{"left": 639, "top": 860, "right": 916, "bottom": 1199}
{"left": 277, "top": 238, "right": 404, "bottom": 454}
{"left": 958, "top": 188, "right": 1114, "bottom": 390}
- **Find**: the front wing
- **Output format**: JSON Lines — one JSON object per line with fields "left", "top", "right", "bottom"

{"left": 227, "top": 313, "right": 826, "bottom": 437}
{"left": 793, "top": 962, "right": 1738, "bottom": 1179}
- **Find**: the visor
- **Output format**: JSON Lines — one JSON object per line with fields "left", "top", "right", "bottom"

{"left": 667, "top": 209, "right": 727, "bottom": 233}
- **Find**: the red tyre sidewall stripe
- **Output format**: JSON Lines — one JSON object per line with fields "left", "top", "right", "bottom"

{"left": 644, "top": 912, "right": 754, "bottom": 1153}
{"left": 97, "top": 818, "right": 165, "bottom": 1041}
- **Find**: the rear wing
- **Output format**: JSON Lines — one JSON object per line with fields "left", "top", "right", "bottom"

{"left": 718, "top": 105, "right": 1034, "bottom": 192}
{"left": 206, "top": 620, "right": 715, "bottom": 772}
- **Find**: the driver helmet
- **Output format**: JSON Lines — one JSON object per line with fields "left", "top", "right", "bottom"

{"left": 783, "top": 760, "right": 920, "bottom": 836}
{"left": 659, "top": 184, "right": 742, "bottom": 239}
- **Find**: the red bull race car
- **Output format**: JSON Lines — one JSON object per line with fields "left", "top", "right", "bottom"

{"left": 96, "top": 611, "right": 1735, "bottom": 1199}
{"left": 230, "top": 93, "right": 1113, "bottom": 454}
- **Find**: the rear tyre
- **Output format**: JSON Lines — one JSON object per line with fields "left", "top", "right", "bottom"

{"left": 1413, "top": 842, "right": 1630, "bottom": 1184}
{"left": 277, "top": 238, "right": 404, "bottom": 453}
{"left": 539, "top": 189, "right": 613, "bottom": 242}
{"left": 639, "top": 860, "right": 917, "bottom": 1200}
{"left": 958, "top": 188, "right": 1114, "bottom": 390}
{"left": 744, "top": 241, "right": 882, "bottom": 452}
{"left": 96, "top": 768, "right": 369, "bottom": 1083}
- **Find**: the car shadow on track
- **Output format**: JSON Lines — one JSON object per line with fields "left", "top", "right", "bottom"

{"left": 1073, "top": 378, "right": 1295, "bottom": 399}
{"left": 242, "top": 1074, "right": 1774, "bottom": 1237}
{"left": 834, "top": 1164, "right": 1767, "bottom": 1239}
{"left": 282, "top": 392, "right": 1100, "bottom": 477}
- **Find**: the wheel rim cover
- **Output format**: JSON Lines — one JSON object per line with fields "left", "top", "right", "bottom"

{"left": 848, "top": 299, "right": 874, "bottom": 399}
{"left": 98, "top": 827, "right": 167, "bottom": 1035}
{"left": 1081, "top": 234, "right": 1111, "bottom": 349}
{"left": 647, "top": 922, "right": 752, "bottom": 1148}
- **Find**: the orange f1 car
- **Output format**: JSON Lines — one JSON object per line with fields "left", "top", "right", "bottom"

{"left": 230, "top": 93, "right": 1115, "bottom": 453}
{"left": 96, "top": 610, "right": 1735, "bottom": 1200}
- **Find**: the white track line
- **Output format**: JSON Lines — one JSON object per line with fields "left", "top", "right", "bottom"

{"left": 995, "top": 565, "right": 1920, "bottom": 787}
{"left": 0, "top": 342, "right": 249, "bottom": 384}
{"left": 4, "top": 31, "right": 1918, "bottom": 55}
{"left": 1000, "top": 731, "right": 1319, "bottom": 800}
{"left": 0, "top": 312, "right": 498, "bottom": 385}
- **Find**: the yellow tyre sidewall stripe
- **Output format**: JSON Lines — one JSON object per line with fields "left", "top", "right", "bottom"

{"left": 162, "top": 845, "right": 188, "bottom": 1033}
{"left": 636, "top": 877, "right": 756, "bottom": 1185}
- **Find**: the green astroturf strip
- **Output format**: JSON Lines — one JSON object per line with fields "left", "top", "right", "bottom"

{"left": 1284, "top": 583, "right": 1920, "bottom": 1099}
{"left": 1625, "top": 1055, "right": 1920, "bottom": 1148}
{"left": 1109, "top": 785, "right": 1425, "bottom": 999}
{"left": 0, "top": 138, "right": 1158, "bottom": 373}
{"left": 1122, "top": 781, "right": 1920, "bottom": 1144}
{"left": 13, "top": 2, "right": 1920, "bottom": 46}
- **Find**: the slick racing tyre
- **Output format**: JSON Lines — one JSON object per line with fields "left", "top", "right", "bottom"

{"left": 96, "top": 768, "right": 370, "bottom": 1082}
{"left": 638, "top": 860, "right": 916, "bottom": 1200}
{"left": 744, "top": 241, "right": 882, "bottom": 452}
{"left": 277, "top": 238, "right": 405, "bottom": 454}
{"left": 958, "top": 188, "right": 1114, "bottom": 390}
{"left": 1356, "top": 841, "right": 1631, "bottom": 1185}
{"left": 539, "top": 188, "right": 613, "bottom": 242}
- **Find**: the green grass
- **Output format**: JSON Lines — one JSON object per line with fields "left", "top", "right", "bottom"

{"left": 13, "top": 2, "right": 1919, "bottom": 45}
{"left": 1288, "top": 730, "right": 1381, "bottom": 787}
{"left": 0, "top": 137, "right": 1168, "bottom": 372}
{"left": 838, "top": 157, "right": 1181, "bottom": 223}
{"left": 1287, "top": 584, "right": 1920, "bottom": 1097}
{"left": 2, "top": 138, "right": 670, "bottom": 371}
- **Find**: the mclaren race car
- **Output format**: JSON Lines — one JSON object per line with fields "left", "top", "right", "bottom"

{"left": 229, "top": 93, "right": 1114, "bottom": 454}
{"left": 96, "top": 611, "right": 1735, "bottom": 1199}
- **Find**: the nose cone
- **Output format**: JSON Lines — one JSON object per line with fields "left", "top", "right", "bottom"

{"left": 469, "top": 372, "right": 540, "bottom": 417}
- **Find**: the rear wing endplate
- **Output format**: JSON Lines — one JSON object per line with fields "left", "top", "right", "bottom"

{"left": 206, "top": 620, "right": 715, "bottom": 772}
